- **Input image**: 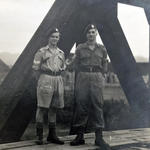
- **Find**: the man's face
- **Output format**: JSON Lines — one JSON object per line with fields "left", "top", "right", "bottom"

{"left": 86, "top": 28, "right": 97, "bottom": 42}
{"left": 48, "top": 32, "right": 60, "bottom": 46}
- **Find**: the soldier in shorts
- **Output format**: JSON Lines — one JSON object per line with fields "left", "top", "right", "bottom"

{"left": 32, "top": 28, "right": 65, "bottom": 145}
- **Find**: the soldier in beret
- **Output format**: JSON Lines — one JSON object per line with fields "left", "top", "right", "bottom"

{"left": 69, "top": 24, "right": 111, "bottom": 149}
{"left": 32, "top": 28, "right": 65, "bottom": 145}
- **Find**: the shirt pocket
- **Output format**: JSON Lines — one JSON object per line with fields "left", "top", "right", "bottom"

{"left": 42, "top": 52, "right": 51, "bottom": 62}
{"left": 80, "top": 50, "right": 91, "bottom": 59}
{"left": 38, "top": 80, "right": 53, "bottom": 94}
{"left": 95, "top": 50, "right": 103, "bottom": 59}
{"left": 58, "top": 54, "right": 64, "bottom": 61}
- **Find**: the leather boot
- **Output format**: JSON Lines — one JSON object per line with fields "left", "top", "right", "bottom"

{"left": 47, "top": 122, "right": 64, "bottom": 145}
{"left": 35, "top": 123, "right": 43, "bottom": 145}
{"left": 95, "top": 128, "right": 111, "bottom": 150}
{"left": 70, "top": 127, "right": 85, "bottom": 146}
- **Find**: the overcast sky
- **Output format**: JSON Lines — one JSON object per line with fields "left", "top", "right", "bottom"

{"left": 0, "top": 0, "right": 149, "bottom": 61}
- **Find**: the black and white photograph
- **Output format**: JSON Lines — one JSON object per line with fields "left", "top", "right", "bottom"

{"left": 0, "top": 0, "right": 150, "bottom": 150}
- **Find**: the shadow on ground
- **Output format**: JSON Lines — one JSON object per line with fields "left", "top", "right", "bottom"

{"left": 111, "top": 142, "right": 150, "bottom": 150}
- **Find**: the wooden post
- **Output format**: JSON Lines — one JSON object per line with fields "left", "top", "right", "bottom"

{"left": 144, "top": 8, "right": 150, "bottom": 86}
{"left": 97, "top": 8, "right": 150, "bottom": 127}
{"left": 149, "top": 26, "right": 150, "bottom": 85}
{"left": 70, "top": 0, "right": 150, "bottom": 133}
{"left": 1, "top": 0, "right": 150, "bottom": 143}
{"left": 0, "top": 0, "right": 81, "bottom": 143}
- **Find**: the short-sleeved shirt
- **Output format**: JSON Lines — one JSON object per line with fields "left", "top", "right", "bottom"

{"left": 32, "top": 45, "right": 65, "bottom": 72}
{"left": 74, "top": 42, "right": 107, "bottom": 72}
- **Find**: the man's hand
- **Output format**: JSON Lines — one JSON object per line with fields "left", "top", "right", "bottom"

{"left": 65, "top": 58, "right": 72, "bottom": 66}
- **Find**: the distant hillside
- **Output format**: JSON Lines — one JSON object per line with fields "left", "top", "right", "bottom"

{"left": 0, "top": 59, "right": 10, "bottom": 72}
{"left": 0, "top": 51, "right": 148, "bottom": 66}
{"left": 0, "top": 58, "right": 10, "bottom": 84}
{"left": 135, "top": 56, "right": 148, "bottom": 62}
{"left": 0, "top": 52, "right": 20, "bottom": 66}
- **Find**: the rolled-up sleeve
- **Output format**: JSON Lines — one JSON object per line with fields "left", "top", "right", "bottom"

{"left": 60, "top": 53, "right": 66, "bottom": 71}
{"left": 32, "top": 50, "right": 43, "bottom": 71}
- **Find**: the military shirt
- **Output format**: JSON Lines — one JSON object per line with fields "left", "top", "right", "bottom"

{"left": 32, "top": 45, "right": 65, "bottom": 72}
{"left": 74, "top": 42, "right": 107, "bottom": 72}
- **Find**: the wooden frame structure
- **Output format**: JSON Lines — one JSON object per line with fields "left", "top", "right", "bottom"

{"left": 0, "top": 0, "right": 150, "bottom": 143}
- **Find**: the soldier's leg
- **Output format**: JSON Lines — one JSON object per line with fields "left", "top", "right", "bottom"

{"left": 35, "top": 107, "right": 47, "bottom": 145}
{"left": 73, "top": 73, "right": 90, "bottom": 129}
{"left": 91, "top": 87, "right": 104, "bottom": 129}
{"left": 47, "top": 108, "right": 64, "bottom": 145}
{"left": 91, "top": 84, "right": 111, "bottom": 149}
{"left": 70, "top": 73, "right": 90, "bottom": 146}
{"left": 48, "top": 108, "right": 57, "bottom": 123}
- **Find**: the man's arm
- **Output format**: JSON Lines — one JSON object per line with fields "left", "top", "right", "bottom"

{"left": 102, "top": 47, "right": 108, "bottom": 75}
{"left": 32, "top": 49, "right": 43, "bottom": 80}
{"left": 65, "top": 45, "right": 81, "bottom": 72}
{"left": 60, "top": 52, "right": 67, "bottom": 71}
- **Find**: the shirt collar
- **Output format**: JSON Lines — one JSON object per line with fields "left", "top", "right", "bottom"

{"left": 85, "top": 42, "right": 99, "bottom": 50}
{"left": 46, "top": 45, "right": 59, "bottom": 53}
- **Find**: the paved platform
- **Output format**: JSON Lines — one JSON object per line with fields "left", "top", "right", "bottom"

{"left": 0, "top": 128, "right": 150, "bottom": 150}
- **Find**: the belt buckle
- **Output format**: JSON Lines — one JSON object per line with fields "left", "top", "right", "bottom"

{"left": 89, "top": 67, "right": 93, "bottom": 72}
{"left": 54, "top": 71, "right": 57, "bottom": 75}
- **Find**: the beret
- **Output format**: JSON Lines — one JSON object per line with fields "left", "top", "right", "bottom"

{"left": 84, "top": 24, "right": 97, "bottom": 34}
{"left": 49, "top": 28, "right": 60, "bottom": 36}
